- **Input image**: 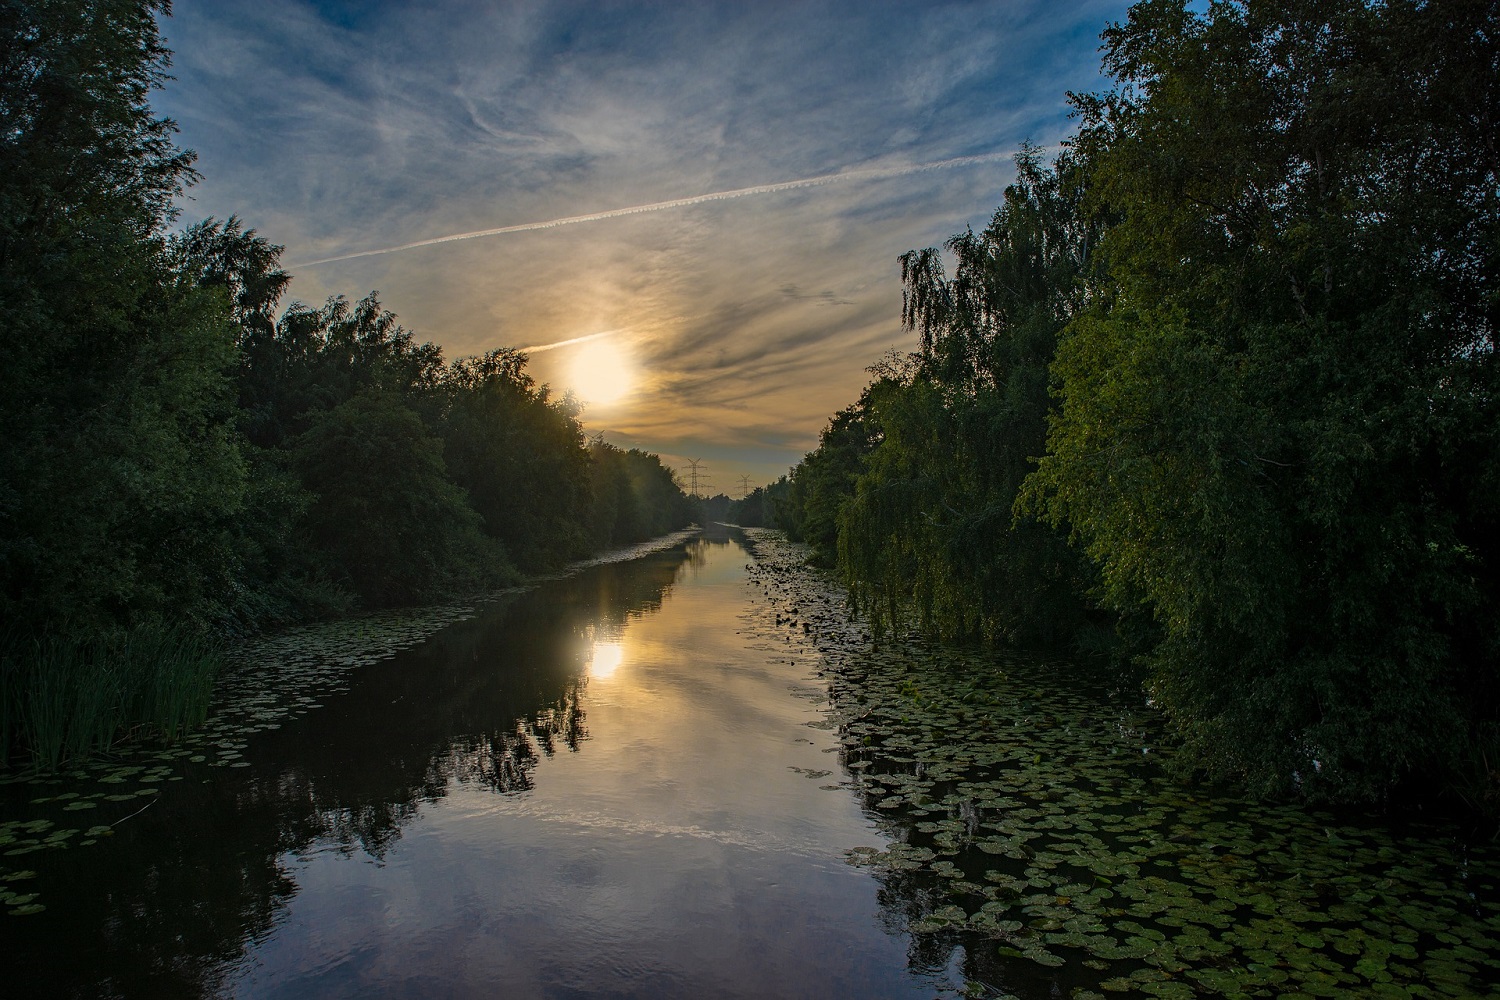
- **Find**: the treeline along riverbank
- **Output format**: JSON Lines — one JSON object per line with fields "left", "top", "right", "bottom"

{"left": 0, "top": 3, "right": 696, "bottom": 769}
{"left": 765, "top": 0, "right": 1499, "bottom": 812}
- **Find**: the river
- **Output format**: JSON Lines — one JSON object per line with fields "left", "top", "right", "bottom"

{"left": 4, "top": 526, "right": 1499, "bottom": 998}
{"left": 3, "top": 527, "right": 964, "bottom": 998}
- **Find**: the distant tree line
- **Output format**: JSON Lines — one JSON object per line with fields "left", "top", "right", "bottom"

{"left": 774, "top": 0, "right": 1498, "bottom": 807}
{"left": 0, "top": 1, "right": 694, "bottom": 767}
{"left": 725, "top": 486, "right": 779, "bottom": 528}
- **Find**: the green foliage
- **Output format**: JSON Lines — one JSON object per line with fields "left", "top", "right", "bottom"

{"left": 786, "top": 0, "right": 1497, "bottom": 806}
{"left": 838, "top": 150, "right": 1101, "bottom": 645}
{"left": 176, "top": 221, "right": 696, "bottom": 602}
{"left": 588, "top": 439, "right": 697, "bottom": 546}
{"left": 0, "top": 0, "right": 249, "bottom": 768}
{"left": 1025, "top": 0, "right": 1499, "bottom": 800}
{"left": 777, "top": 402, "right": 880, "bottom": 565}
{"left": 169, "top": 215, "right": 290, "bottom": 338}
{"left": 235, "top": 288, "right": 446, "bottom": 450}
{"left": 435, "top": 351, "right": 592, "bottom": 569}
{"left": 0, "top": 625, "right": 220, "bottom": 770}
{"left": 0, "top": 1, "right": 194, "bottom": 235}
{"left": 290, "top": 392, "right": 501, "bottom": 607}
{"left": 726, "top": 486, "right": 775, "bottom": 527}
{"left": 698, "top": 492, "right": 733, "bottom": 525}
{"left": 0, "top": 0, "right": 694, "bottom": 770}
{"left": 759, "top": 476, "right": 796, "bottom": 531}
{"left": 0, "top": 0, "right": 247, "bottom": 637}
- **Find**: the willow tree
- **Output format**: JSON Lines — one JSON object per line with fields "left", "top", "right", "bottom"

{"left": 1024, "top": 0, "right": 1500, "bottom": 800}
{"left": 837, "top": 148, "right": 1103, "bottom": 644}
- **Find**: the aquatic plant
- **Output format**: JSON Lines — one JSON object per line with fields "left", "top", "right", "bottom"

{"left": 745, "top": 528, "right": 1500, "bottom": 998}
{"left": 0, "top": 626, "right": 220, "bottom": 771}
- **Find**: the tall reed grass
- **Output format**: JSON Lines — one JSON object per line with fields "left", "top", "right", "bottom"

{"left": 0, "top": 625, "right": 221, "bottom": 771}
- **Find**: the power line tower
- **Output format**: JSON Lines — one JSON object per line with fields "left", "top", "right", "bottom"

{"left": 684, "top": 458, "right": 709, "bottom": 498}
{"left": 737, "top": 475, "right": 751, "bottom": 498}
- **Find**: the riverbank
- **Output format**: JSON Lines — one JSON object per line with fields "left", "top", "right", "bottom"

{"left": 10, "top": 525, "right": 1497, "bottom": 997}
{"left": 0, "top": 527, "right": 703, "bottom": 918}
{"left": 740, "top": 527, "right": 1500, "bottom": 999}
{"left": 4, "top": 525, "right": 969, "bottom": 998}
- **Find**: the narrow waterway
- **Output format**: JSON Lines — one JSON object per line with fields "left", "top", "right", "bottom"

{"left": 3, "top": 528, "right": 962, "bottom": 999}
{"left": 7, "top": 527, "right": 1500, "bottom": 999}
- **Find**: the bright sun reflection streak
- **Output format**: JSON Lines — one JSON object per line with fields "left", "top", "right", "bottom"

{"left": 589, "top": 642, "right": 624, "bottom": 679}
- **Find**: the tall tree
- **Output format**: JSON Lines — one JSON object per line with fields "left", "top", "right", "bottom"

{"left": 838, "top": 149, "right": 1101, "bottom": 644}
{"left": 291, "top": 392, "right": 493, "bottom": 607}
{"left": 0, "top": 0, "right": 247, "bottom": 634}
{"left": 1024, "top": 0, "right": 1500, "bottom": 800}
{"left": 437, "top": 350, "right": 595, "bottom": 570}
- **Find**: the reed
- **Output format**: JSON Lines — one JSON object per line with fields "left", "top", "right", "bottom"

{"left": 0, "top": 625, "right": 222, "bottom": 770}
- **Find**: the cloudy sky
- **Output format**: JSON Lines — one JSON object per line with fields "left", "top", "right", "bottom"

{"left": 154, "top": 0, "right": 1130, "bottom": 492}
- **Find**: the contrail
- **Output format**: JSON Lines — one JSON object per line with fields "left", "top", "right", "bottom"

{"left": 515, "top": 328, "right": 625, "bottom": 354}
{"left": 290, "top": 150, "right": 1018, "bottom": 268}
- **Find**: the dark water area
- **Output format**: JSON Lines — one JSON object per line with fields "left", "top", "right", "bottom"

{"left": 2, "top": 529, "right": 960, "bottom": 999}
{"left": 6, "top": 527, "right": 1500, "bottom": 999}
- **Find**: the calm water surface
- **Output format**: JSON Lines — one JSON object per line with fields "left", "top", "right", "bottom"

{"left": 7, "top": 530, "right": 960, "bottom": 998}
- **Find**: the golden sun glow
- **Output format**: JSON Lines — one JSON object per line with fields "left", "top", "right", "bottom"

{"left": 589, "top": 641, "right": 625, "bottom": 679}
{"left": 568, "top": 341, "right": 633, "bottom": 406}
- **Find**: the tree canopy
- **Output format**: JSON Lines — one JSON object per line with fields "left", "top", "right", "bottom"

{"left": 780, "top": 0, "right": 1499, "bottom": 805}
{"left": 0, "top": 1, "right": 696, "bottom": 766}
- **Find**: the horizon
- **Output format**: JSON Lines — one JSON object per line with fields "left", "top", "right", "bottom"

{"left": 154, "top": 0, "right": 1129, "bottom": 492}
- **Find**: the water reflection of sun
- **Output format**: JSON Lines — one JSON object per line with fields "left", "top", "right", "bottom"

{"left": 589, "top": 642, "right": 624, "bottom": 679}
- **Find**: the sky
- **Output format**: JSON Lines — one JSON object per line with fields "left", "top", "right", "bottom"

{"left": 154, "top": 0, "right": 1131, "bottom": 494}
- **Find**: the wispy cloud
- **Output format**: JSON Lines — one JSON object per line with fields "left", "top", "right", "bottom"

{"left": 516, "top": 328, "right": 626, "bottom": 354}
{"left": 289, "top": 151, "right": 1024, "bottom": 268}
{"left": 156, "top": 0, "right": 1129, "bottom": 489}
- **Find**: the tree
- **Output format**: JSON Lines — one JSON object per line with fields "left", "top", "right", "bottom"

{"left": 228, "top": 290, "right": 446, "bottom": 451}
{"left": 0, "top": 0, "right": 248, "bottom": 635}
{"left": 290, "top": 392, "right": 496, "bottom": 607}
{"left": 726, "top": 486, "right": 773, "bottom": 527}
{"left": 588, "top": 440, "right": 695, "bottom": 545}
{"left": 169, "top": 216, "right": 290, "bottom": 340}
{"left": 1024, "top": 0, "right": 1500, "bottom": 800}
{"left": 839, "top": 149, "right": 1102, "bottom": 644}
{"left": 437, "top": 350, "right": 595, "bottom": 569}
{"left": 776, "top": 400, "right": 882, "bottom": 566}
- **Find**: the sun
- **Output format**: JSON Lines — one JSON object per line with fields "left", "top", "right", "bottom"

{"left": 568, "top": 341, "right": 633, "bottom": 406}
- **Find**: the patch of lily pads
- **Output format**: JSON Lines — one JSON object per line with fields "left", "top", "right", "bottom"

{"left": 741, "top": 528, "right": 1500, "bottom": 999}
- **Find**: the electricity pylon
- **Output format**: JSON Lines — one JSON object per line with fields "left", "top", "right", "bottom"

{"left": 684, "top": 458, "right": 709, "bottom": 498}
{"left": 737, "top": 475, "right": 751, "bottom": 498}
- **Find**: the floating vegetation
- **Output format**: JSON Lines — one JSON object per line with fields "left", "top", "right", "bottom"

{"left": 742, "top": 528, "right": 1500, "bottom": 998}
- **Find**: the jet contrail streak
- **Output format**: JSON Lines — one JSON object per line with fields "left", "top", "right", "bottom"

{"left": 290, "top": 150, "right": 1019, "bottom": 268}
{"left": 516, "top": 328, "right": 625, "bottom": 354}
